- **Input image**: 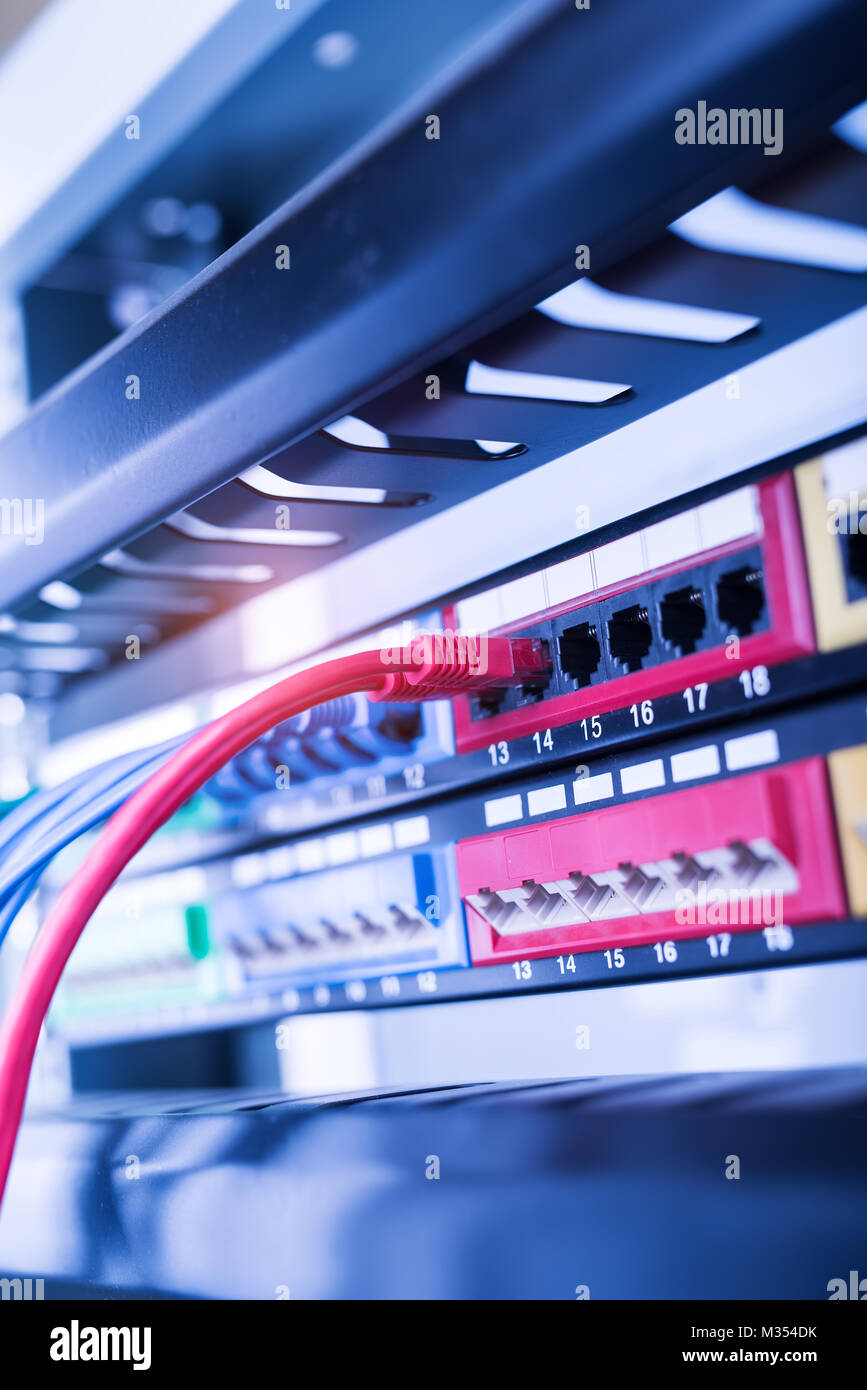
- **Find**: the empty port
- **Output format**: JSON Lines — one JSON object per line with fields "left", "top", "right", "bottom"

{"left": 845, "top": 527, "right": 867, "bottom": 600}
{"left": 607, "top": 603, "right": 653, "bottom": 672}
{"left": 470, "top": 690, "right": 506, "bottom": 720}
{"left": 617, "top": 863, "right": 664, "bottom": 910}
{"left": 518, "top": 680, "right": 549, "bottom": 705}
{"left": 659, "top": 584, "right": 707, "bottom": 656}
{"left": 564, "top": 871, "right": 617, "bottom": 918}
{"left": 520, "top": 880, "right": 569, "bottom": 924}
{"left": 727, "top": 841, "right": 775, "bottom": 887}
{"left": 373, "top": 703, "right": 423, "bottom": 744}
{"left": 716, "top": 565, "right": 765, "bottom": 636}
{"left": 558, "top": 621, "right": 602, "bottom": 686}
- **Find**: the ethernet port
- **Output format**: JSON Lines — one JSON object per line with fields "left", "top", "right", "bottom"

{"left": 516, "top": 639, "right": 552, "bottom": 704}
{"left": 373, "top": 702, "right": 423, "bottom": 744}
{"left": 468, "top": 621, "right": 553, "bottom": 718}
{"left": 470, "top": 689, "right": 506, "bottom": 721}
{"left": 606, "top": 602, "right": 654, "bottom": 673}
{"left": 502, "top": 626, "right": 554, "bottom": 709}
{"left": 715, "top": 564, "right": 766, "bottom": 637}
{"left": 659, "top": 583, "right": 707, "bottom": 656}
{"left": 844, "top": 525, "right": 867, "bottom": 602}
{"left": 558, "top": 620, "right": 602, "bottom": 687}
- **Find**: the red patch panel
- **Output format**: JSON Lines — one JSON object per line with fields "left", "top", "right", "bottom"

{"left": 449, "top": 473, "right": 814, "bottom": 753}
{"left": 456, "top": 757, "right": 846, "bottom": 965}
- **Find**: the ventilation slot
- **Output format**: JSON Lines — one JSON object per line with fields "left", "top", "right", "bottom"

{"left": 323, "top": 414, "right": 524, "bottom": 460}
{"left": 464, "top": 359, "right": 630, "bottom": 404}
{"left": 537, "top": 277, "right": 758, "bottom": 342}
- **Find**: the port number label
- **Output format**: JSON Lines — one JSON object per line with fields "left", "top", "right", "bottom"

{"left": 763, "top": 924, "right": 794, "bottom": 952}
{"left": 580, "top": 716, "right": 603, "bottom": 740}
{"left": 487, "top": 741, "right": 510, "bottom": 766}
{"left": 512, "top": 960, "right": 533, "bottom": 980}
{"left": 739, "top": 665, "right": 771, "bottom": 699}
{"left": 417, "top": 971, "right": 438, "bottom": 993}
{"left": 682, "top": 683, "right": 708, "bottom": 714}
{"left": 652, "top": 940, "right": 678, "bottom": 964}
{"left": 403, "top": 763, "right": 425, "bottom": 790}
{"left": 629, "top": 700, "right": 654, "bottom": 727}
{"left": 603, "top": 948, "right": 626, "bottom": 969}
{"left": 706, "top": 932, "right": 731, "bottom": 958}
{"left": 532, "top": 728, "right": 554, "bottom": 754}
{"left": 557, "top": 955, "right": 577, "bottom": 974}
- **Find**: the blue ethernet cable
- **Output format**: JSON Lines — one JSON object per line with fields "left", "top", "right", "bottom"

{"left": 0, "top": 734, "right": 189, "bottom": 950}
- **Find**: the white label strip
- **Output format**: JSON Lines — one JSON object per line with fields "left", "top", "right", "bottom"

{"left": 296, "top": 840, "right": 326, "bottom": 872}
{"left": 498, "top": 573, "right": 547, "bottom": 626}
{"left": 620, "top": 758, "right": 666, "bottom": 794}
{"left": 484, "top": 793, "right": 523, "bottom": 827}
{"left": 393, "top": 815, "right": 431, "bottom": 849}
{"left": 671, "top": 187, "right": 867, "bottom": 273}
{"left": 724, "top": 729, "right": 780, "bottom": 771}
{"left": 454, "top": 484, "right": 760, "bottom": 631}
{"left": 545, "top": 552, "right": 595, "bottom": 607}
{"left": 359, "top": 824, "right": 394, "bottom": 858}
{"left": 527, "top": 784, "right": 567, "bottom": 816}
{"left": 593, "top": 533, "right": 645, "bottom": 589}
{"left": 264, "top": 846, "right": 294, "bottom": 879}
{"left": 325, "top": 831, "right": 359, "bottom": 865}
{"left": 573, "top": 771, "right": 615, "bottom": 805}
{"left": 536, "top": 277, "right": 759, "bottom": 343}
{"left": 230, "top": 853, "right": 268, "bottom": 888}
{"left": 696, "top": 486, "right": 762, "bottom": 550}
{"left": 670, "top": 745, "right": 721, "bottom": 783}
{"left": 465, "top": 359, "right": 630, "bottom": 405}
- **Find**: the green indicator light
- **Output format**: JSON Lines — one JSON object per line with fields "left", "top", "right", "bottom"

{"left": 185, "top": 904, "right": 210, "bottom": 960}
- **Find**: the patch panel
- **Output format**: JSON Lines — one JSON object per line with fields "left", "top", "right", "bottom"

{"left": 51, "top": 842, "right": 467, "bottom": 1031}
{"left": 206, "top": 696, "right": 441, "bottom": 804}
{"left": 796, "top": 437, "right": 867, "bottom": 652}
{"left": 456, "top": 757, "right": 846, "bottom": 965}
{"left": 212, "top": 847, "right": 465, "bottom": 985}
{"left": 828, "top": 744, "right": 867, "bottom": 917}
{"left": 51, "top": 871, "right": 221, "bottom": 1025}
{"left": 449, "top": 474, "right": 813, "bottom": 752}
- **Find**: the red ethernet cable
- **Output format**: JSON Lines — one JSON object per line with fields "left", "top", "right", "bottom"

{"left": 0, "top": 635, "right": 549, "bottom": 1207}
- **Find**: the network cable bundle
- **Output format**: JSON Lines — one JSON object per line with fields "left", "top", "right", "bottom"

{"left": 0, "top": 0, "right": 866, "bottom": 1346}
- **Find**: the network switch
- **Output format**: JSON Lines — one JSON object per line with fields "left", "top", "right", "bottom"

{"left": 449, "top": 475, "right": 813, "bottom": 752}
{"left": 456, "top": 757, "right": 846, "bottom": 964}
